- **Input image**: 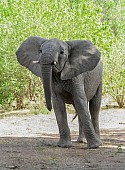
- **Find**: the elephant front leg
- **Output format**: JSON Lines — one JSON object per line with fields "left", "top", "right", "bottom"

{"left": 52, "top": 93, "right": 71, "bottom": 148}
{"left": 74, "top": 99, "right": 101, "bottom": 148}
{"left": 73, "top": 83, "right": 101, "bottom": 148}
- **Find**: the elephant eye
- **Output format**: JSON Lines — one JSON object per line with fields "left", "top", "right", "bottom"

{"left": 60, "top": 50, "right": 64, "bottom": 54}
{"left": 39, "top": 49, "right": 42, "bottom": 53}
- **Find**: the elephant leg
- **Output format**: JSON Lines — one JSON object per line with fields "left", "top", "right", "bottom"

{"left": 73, "top": 82, "right": 101, "bottom": 148}
{"left": 77, "top": 115, "right": 85, "bottom": 143}
{"left": 74, "top": 99, "right": 101, "bottom": 148}
{"left": 89, "top": 83, "right": 102, "bottom": 138}
{"left": 73, "top": 105, "right": 85, "bottom": 143}
{"left": 52, "top": 93, "right": 71, "bottom": 148}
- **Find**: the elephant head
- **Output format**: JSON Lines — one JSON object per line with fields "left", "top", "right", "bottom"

{"left": 16, "top": 36, "right": 100, "bottom": 111}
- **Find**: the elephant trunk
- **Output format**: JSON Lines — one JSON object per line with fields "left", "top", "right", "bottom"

{"left": 41, "top": 64, "right": 52, "bottom": 111}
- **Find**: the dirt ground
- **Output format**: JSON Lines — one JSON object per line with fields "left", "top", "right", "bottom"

{"left": 0, "top": 109, "right": 125, "bottom": 170}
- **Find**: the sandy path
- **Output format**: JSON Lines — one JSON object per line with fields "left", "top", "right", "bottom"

{"left": 0, "top": 109, "right": 125, "bottom": 137}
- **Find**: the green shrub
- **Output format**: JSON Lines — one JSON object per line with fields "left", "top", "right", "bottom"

{"left": 103, "top": 39, "right": 125, "bottom": 108}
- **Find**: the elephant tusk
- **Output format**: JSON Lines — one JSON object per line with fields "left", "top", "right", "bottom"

{"left": 54, "top": 61, "right": 57, "bottom": 65}
{"left": 32, "top": 60, "right": 40, "bottom": 64}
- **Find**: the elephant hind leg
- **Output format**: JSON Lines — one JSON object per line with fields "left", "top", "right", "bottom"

{"left": 73, "top": 104, "right": 85, "bottom": 143}
{"left": 89, "top": 83, "right": 102, "bottom": 138}
{"left": 77, "top": 115, "right": 86, "bottom": 143}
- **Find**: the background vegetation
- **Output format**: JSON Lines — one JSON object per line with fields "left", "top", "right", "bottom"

{"left": 0, "top": 0, "right": 125, "bottom": 112}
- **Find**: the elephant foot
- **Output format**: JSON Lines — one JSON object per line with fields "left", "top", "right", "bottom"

{"left": 87, "top": 140, "right": 102, "bottom": 149}
{"left": 57, "top": 139, "right": 72, "bottom": 148}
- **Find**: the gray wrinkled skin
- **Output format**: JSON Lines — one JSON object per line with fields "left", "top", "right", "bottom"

{"left": 16, "top": 36, "right": 102, "bottom": 149}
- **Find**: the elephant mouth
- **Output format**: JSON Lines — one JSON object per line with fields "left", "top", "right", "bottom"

{"left": 52, "top": 60, "right": 66, "bottom": 73}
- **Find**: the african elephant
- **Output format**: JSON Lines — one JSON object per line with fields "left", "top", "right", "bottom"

{"left": 16, "top": 36, "right": 102, "bottom": 149}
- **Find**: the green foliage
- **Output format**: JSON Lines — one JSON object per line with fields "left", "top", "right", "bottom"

{"left": 0, "top": 0, "right": 125, "bottom": 110}
{"left": 103, "top": 39, "right": 125, "bottom": 107}
{"left": 100, "top": 0, "right": 125, "bottom": 107}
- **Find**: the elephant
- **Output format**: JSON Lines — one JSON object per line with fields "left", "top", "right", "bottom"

{"left": 16, "top": 36, "right": 102, "bottom": 149}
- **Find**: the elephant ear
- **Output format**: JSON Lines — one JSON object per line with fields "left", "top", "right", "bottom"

{"left": 16, "top": 36, "right": 47, "bottom": 78}
{"left": 61, "top": 40, "right": 101, "bottom": 80}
